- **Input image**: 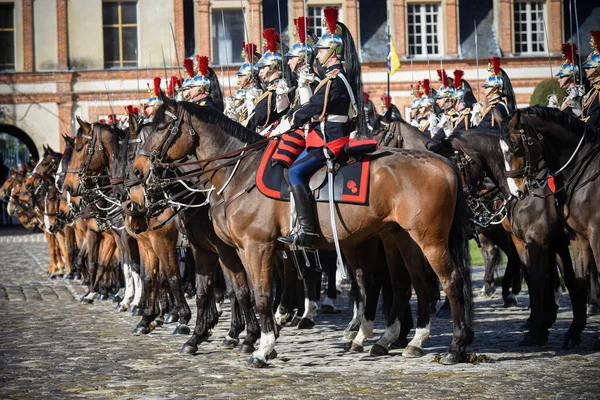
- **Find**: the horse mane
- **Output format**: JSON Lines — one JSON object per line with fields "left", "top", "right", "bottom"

{"left": 505, "top": 106, "right": 599, "bottom": 145}
{"left": 153, "top": 101, "right": 264, "bottom": 144}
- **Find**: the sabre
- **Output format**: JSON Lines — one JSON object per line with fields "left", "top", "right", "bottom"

{"left": 103, "top": 81, "right": 116, "bottom": 127}
{"left": 169, "top": 21, "right": 183, "bottom": 82}
{"left": 303, "top": 0, "right": 308, "bottom": 67}
{"left": 474, "top": 20, "right": 480, "bottom": 102}
{"left": 135, "top": 48, "right": 141, "bottom": 106}
{"left": 568, "top": 0, "right": 575, "bottom": 75}
{"left": 161, "top": 45, "right": 168, "bottom": 91}
{"left": 542, "top": 19, "right": 556, "bottom": 97}
{"left": 426, "top": 50, "right": 432, "bottom": 83}
{"left": 573, "top": 0, "right": 583, "bottom": 87}
{"left": 276, "top": 0, "right": 285, "bottom": 83}
{"left": 221, "top": 8, "right": 233, "bottom": 96}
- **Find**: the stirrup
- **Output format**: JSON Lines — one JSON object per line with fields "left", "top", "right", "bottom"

{"left": 277, "top": 230, "right": 318, "bottom": 249}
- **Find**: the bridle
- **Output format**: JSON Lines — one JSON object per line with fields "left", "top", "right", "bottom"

{"left": 67, "top": 124, "right": 111, "bottom": 195}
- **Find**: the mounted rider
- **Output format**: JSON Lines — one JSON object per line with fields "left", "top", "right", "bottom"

{"left": 230, "top": 42, "right": 262, "bottom": 123}
{"left": 179, "top": 55, "right": 224, "bottom": 111}
{"left": 275, "top": 7, "right": 366, "bottom": 248}
{"left": 479, "top": 57, "right": 516, "bottom": 129}
{"left": 416, "top": 79, "right": 440, "bottom": 137}
{"left": 247, "top": 29, "right": 290, "bottom": 132}
{"left": 408, "top": 84, "right": 422, "bottom": 127}
{"left": 581, "top": 31, "right": 600, "bottom": 128}
{"left": 555, "top": 43, "right": 585, "bottom": 116}
{"left": 451, "top": 70, "right": 479, "bottom": 133}
{"left": 433, "top": 69, "right": 455, "bottom": 139}
{"left": 143, "top": 77, "right": 163, "bottom": 120}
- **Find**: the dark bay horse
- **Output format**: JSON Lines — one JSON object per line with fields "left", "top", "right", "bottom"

{"left": 440, "top": 127, "right": 582, "bottom": 348}
{"left": 131, "top": 95, "right": 473, "bottom": 367}
{"left": 500, "top": 106, "right": 600, "bottom": 347}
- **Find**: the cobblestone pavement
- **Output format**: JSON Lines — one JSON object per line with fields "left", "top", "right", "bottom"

{"left": 0, "top": 232, "right": 599, "bottom": 399}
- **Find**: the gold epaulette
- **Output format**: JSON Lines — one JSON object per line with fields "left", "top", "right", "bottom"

{"left": 326, "top": 69, "right": 340, "bottom": 78}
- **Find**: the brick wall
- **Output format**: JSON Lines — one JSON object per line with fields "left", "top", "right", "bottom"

{"left": 22, "top": 0, "right": 34, "bottom": 72}
{"left": 56, "top": 0, "right": 68, "bottom": 70}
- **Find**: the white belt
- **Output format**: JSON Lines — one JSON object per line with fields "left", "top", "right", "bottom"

{"left": 313, "top": 115, "right": 349, "bottom": 123}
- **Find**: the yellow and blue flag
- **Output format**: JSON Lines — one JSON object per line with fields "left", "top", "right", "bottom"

{"left": 388, "top": 35, "right": 401, "bottom": 75}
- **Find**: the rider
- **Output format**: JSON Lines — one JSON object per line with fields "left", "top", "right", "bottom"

{"left": 179, "top": 56, "right": 224, "bottom": 111}
{"left": 581, "top": 31, "right": 600, "bottom": 128}
{"left": 479, "top": 57, "right": 516, "bottom": 129}
{"left": 433, "top": 69, "right": 455, "bottom": 139}
{"left": 143, "top": 77, "right": 163, "bottom": 120}
{"left": 275, "top": 7, "right": 366, "bottom": 248}
{"left": 417, "top": 79, "right": 441, "bottom": 138}
{"left": 555, "top": 43, "right": 585, "bottom": 116}
{"left": 408, "top": 84, "right": 422, "bottom": 127}
{"left": 230, "top": 42, "right": 262, "bottom": 123}
{"left": 451, "top": 70, "right": 479, "bottom": 133}
{"left": 247, "top": 28, "right": 290, "bottom": 133}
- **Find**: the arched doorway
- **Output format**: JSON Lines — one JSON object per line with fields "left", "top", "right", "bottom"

{"left": 0, "top": 124, "right": 39, "bottom": 168}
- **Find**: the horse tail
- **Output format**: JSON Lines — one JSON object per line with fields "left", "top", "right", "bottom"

{"left": 445, "top": 159, "right": 474, "bottom": 328}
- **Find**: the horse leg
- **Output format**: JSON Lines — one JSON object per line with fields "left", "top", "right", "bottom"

{"left": 45, "top": 232, "right": 59, "bottom": 278}
{"left": 321, "top": 250, "right": 340, "bottom": 312}
{"left": 133, "top": 245, "right": 159, "bottom": 335}
{"left": 128, "top": 239, "right": 143, "bottom": 315}
{"left": 180, "top": 246, "right": 219, "bottom": 353}
{"left": 82, "top": 230, "right": 101, "bottom": 303}
{"left": 214, "top": 267, "right": 226, "bottom": 317}
{"left": 245, "top": 244, "right": 278, "bottom": 368}
{"left": 274, "top": 255, "right": 296, "bottom": 327}
{"left": 216, "top": 240, "right": 260, "bottom": 354}
{"left": 151, "top": 228, "right": 192, "bottom": 333}
{"left": 344, "top": 277, "right": 363, "bottom": 341}
{"left": 560, "top": 236, "right": 587, "bottom": 349}
{"left": 588, "top": 264, "right": 600, "bottom": 314}
{"left": 297, "top": 252, "right": 319, "bottom": 329}
{"left": 93, "top": 233, "right": 116, "bottom": 301}
{"left": 480, "top": 233, "right": 500, "bottom": 297}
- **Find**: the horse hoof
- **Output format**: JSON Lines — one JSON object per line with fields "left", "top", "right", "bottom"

{"left": 320, "top": 305, "right": 341, "bottom": 314}
{"left": 519, "top": 320, "right": 532, "bottom": 331}
{"left": 112, "top": 296, "right": 122, "bottom": 303}
{"left": 440, "top": 351, "right": 467, "bottom": 365}
{"left": 343, "top": 331, "right": 358, "bottom": 341}
{"left": 403, "top": 345, "right": 425, "bottom": 358}
{"left": 436, "top": 308, "right": 452, "bottom": 319}
{"left": 85, "top": 299, "right": 94, "bottom": 304}
{"left": 267, "top": 349, "right": 277, "bottom": 360}
{"left": 180, "top": 343, "right": 198, "bottom": 355}
{"left": 248, "top": 356, "right": 268, "bottom": 368}
{"left": 57, "top": 273, "right": 64, "bottom": 278}
{"left": 519, "top": 332, "right": 548, "bottom": 346}
{"left": 349, "top": 342, "right": 364, "bottom": 353}
{"left": 369, "top": 344, "right": 389, "bottom": 357}
{"left": 65, "top": 274, "right": 73, "bottom": 280}
{"left": 503, "top": 295, "right": 519, "bottom": 308}
{"left": 173, "top": 325, "right": 191, "bottom": 335}
{"left": 296, "top": 318, "right": 315, "bottom": 329}
{"left": 562, "top": 337, "right": 581, "bottom": 350}
{"left": 79, "top": 295, "right": 87, "bottom": 303}
{"left": 164, "top": 314, "right": 179, "bottom": 324}
{"left": 480, "top": 286, "right": 496, "bottom": 298}
{"left": 133, "top": 326, "right": 151, "bottom": 335}
{"left": 222, "top": 337, "right": 239, "bottom": 348}
{"left": 587, "top": 303, "right": 600, "bottom": 315}
{"left": 131, "top": 307, "right": 143, "bottom": 317}
{"left": 117, "top": 305, "right": 128, "bottom": 312}
{"left": 390, "top": 337, "right": 409, "bottom": 350}
{"left": 240, "top": 344, "right": 255, "bottom": 354}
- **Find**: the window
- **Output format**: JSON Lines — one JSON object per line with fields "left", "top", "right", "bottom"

{"left": 0, "top": 3, "right": 15, "bottom": 70}
{"left": 407, "top": 3, "right": 440, "bottom": 57}
{"left": 514, "top": 1, "right": 546, "bottom": 54}
{"left": 102, "top": 1, "right": 138, "bottom": 68}
{"left": 184, "top": 0, "right": 195, "bottom": 57}
{"left": 211, "top": 8, "right": 245, "bottom": 65}
{"left": 308, "top": 6, "right": 343, "bottom": 39}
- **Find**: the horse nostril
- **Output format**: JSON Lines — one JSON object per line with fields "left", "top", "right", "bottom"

{"left": 65, "top": 184, "right": 72, "bottom": 194}
{"left": 133, "top": 168, "right": 141, "bottom": 179}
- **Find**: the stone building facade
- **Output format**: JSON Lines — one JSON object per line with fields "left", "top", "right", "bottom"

{"left": 0, "top": 0, "right": 598, "bottom": 154}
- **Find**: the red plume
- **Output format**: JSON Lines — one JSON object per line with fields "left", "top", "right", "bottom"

{"left": 417, "top": 81, "right": 423, "bottom": 98}
{"left": 323, "top": 7, "right": 339, "bottom": 35}
{"left": 153, "top": 77, "right": 161, "bottom": 97}
{"left": 243, "top": 42, "right": 257, "bottom": 59}
{"left": 296, "top": 16, "right": 309, "bottom": 45}
{"left": 561, "top": 43, "right": 577, "bottom": 64}
{"left": 133, "top": 107, "right": 139, "bottom": 114}
{"left": 382, "top": 96, "right": 391, "bottom": 109}
{"left": 99, "top": 119, "right": 106, "bottom": 124}
{"left": 453, "top": 70, "right": 464, "bottom": 88}
{"left": 183, "top": 58, "right": 194, "bottom": 78}
{"left": 492, "top": 56, "right": 500, "bottom": 76}
{"left": 591, "top": 31, "right": 600, "bottom": 50}
{"left": 197, "top": 56, "right": 209, "bottom": 77}
{"left": 168, "top": 76, "right": 179, "bottom": 97}
{"left": 262, "top": 28, "right": 280, "bottom": 53}
{"left": 125, "top": 105, "right": 134, "bottom": 115}
{"left": 437, "top": 69, "right": 449, "bottom": 88}
{"left": 363, "top": 92, "right": 370, "bottom": 103}
{"left": 422, "top": 79, "right": 431, "bottom": 96}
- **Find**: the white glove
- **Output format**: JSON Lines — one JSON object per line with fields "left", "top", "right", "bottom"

{"left": 427, "top": 113, "right": 439, "bottom": 130}
{"left": 575, "top": 84, "right": 585, "bottom": 98}
{"left": 471, "top": 102, "right": 484, "bottom": 126}
{"left": 275, "top": 79, "right": 290, "bottom": 95}
{"left": 297, "top": 68, "right": 315, "bottom": 89}
{"left": 271, "top": 118, "right": 292, "bottom": 137}
{"left": 547, "top": 93, "right": 559, "bottom": 109}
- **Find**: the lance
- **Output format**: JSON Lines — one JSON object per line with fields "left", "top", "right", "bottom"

{"left": 169, "top": 21, "right": 183, "bottom": 82}
{"left": 568, "top": 0, "right": 575, "bottom": 76}
{"left": 542, "top": 19, "right": 556, "bottom": 98}
{"left": 474, "top": 20, "right": 480, "bottom": 102}
{"left": 573, "top": 0, "right": 583, "bottom": 87}
{"left": 426, "top": 50, "right": 432, "bottom": 83}
{"left": 239, "top": 0, "right": 255, "bottom": 84}
{"left": 386, "top": 10, "right": 391, "bottom": 102}
{"left": 220, "top": 9, "right": 233, "bottom": 96}
{"left": 303, "top": 0, "right": 308, "bottom": 70}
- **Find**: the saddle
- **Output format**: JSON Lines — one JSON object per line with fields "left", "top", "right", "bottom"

{"left": 256, "top": 140, "right": 374, "bottom": 205}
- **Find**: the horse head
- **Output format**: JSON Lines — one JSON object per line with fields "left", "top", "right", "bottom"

{"left": 26, "top": 144, "right": 61, "bottom": 196}
{"left": 0, "top": 168, "right": 19, "bottom": 202}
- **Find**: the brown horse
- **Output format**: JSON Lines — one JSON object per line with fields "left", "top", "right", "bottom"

{"left": 500, "top": 106, "right": 599, "bottom": 348}
{"left": 131, "top": 96, "right": 473, "bottom": 366}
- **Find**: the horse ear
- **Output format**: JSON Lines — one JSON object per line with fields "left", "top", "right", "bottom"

{"left": 129, "top": 114, "right": 138, "bottom": 136}
{"left": 159, "top": 88, "right": 175, "bottom": 110}
{"left": 10, "top": 167, "right": 17, "bottom": 175}
{"left": 507, "top": 109, "right": 520, "bottom": 130}
{"left": 62, "top": 134, "right": 74, "bottom": 148}
{"left": 76, "top": 116, "right": 91, "bottom": 131}
{"left": 492, "top": 107, "right": 505, "bottom": 127}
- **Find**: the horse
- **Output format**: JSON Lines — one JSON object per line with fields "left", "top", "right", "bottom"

{"left": 438, "top": 127, "right": 582, "bottom": 348}
{"left": 131, "top": 94, "right": 473, "bottom": 367}
{"left": 500, "top": 106, "right": 600, "bottom": 348}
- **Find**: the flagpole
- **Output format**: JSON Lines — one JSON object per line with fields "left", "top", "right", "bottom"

{"left": 386, "top": 14, "right": 391, "bottom": 104}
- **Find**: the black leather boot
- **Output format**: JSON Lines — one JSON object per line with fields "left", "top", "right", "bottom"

{"left": 278, "top": 184, "right": 318, "bottom": 248}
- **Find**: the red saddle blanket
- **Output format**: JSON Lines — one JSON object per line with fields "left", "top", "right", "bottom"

{"left": 256, "top": 141, "right": 371, "bottom": 205}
